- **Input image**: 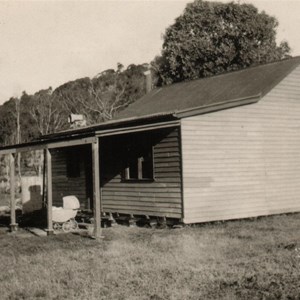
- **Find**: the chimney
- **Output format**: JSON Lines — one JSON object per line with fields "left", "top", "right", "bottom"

{"left": 68, "top": 114, "right": 87, "bottom": 129}
{"left": 144, "top": 70, "right": 152, "bottom": 93}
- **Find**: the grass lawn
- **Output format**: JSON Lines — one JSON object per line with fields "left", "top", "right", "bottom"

{"left": 0, "top": 214, "right": 300, "bottom": 300}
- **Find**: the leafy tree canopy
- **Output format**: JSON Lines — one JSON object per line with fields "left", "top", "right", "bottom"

{"left": 0, "top": 62, "right": 150, "bottom": 147}
{"left": 153, "top": 0, "right": 291, "bottom": 85}
{"left": 54, "top": 63, "right": 149, "bottom": 124}
{"left": 0, "top": 95, "right": 34, "bottom": 145}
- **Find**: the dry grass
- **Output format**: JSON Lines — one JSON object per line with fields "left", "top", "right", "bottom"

{"left": 0, "top": 213, "right": 300, "bottom": 299}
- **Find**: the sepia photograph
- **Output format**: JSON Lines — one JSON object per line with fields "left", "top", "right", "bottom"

{"left": 0, "top": 0, "right": 299, "bottom": 299}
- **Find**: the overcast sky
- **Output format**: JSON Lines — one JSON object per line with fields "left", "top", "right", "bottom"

{"left": 0, "top": 0, "right": 299, "bottom": 105}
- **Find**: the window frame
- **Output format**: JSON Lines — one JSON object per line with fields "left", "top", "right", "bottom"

{"left": 122, "top": 145, "right": 154, "bottom": 182}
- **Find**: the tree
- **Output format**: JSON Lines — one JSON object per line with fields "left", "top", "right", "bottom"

{"left": 0, "top": 62, "right": 149, "bottom": 150}
{"left": 27, "top": 88, "right": 68, "bottom": 135}
{"left": 19, "top": 92, "right": 41, "bottom": 142}
{"left": 153, "top": 0, "right": 291, "bottom": 85}
{"left": 55, "top": 63, "right": 149, "bottom": 124}
{"left": 54, "top": 75, "right": 122, "bottom": 124}
{"left": 0, "top": 96, "right": 31, "bottom": 145}
{"left": 0, "top": 96, "right": 27, "bottom": 178}
{"left": 0, "top": 99, "right": 17, "bottom": 146}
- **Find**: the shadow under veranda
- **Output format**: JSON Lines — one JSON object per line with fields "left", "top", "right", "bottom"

{"left": 0, "top": 210, "right": 109, "bottom": 258}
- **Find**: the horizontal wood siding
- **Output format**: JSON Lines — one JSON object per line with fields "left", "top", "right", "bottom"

{"left": 101, "top": 127, "right": 182, "bottom": 218}
{"left": 51, "top": 145, "right": 92, "bottom": 209}
{"left": 181, "top": 65, "right": 300, "bottom": 223}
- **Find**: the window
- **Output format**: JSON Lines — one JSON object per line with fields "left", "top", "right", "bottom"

{"left": 123, "top": 144, "right": 154, "bottom": 181}
{"left": 66, "top": 148, "right": 81, "bottom": 178}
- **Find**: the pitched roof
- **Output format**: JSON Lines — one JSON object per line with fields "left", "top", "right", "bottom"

{"left": 115, "top": 57, "right": 300, "bottom": 120}
{"left": 1, "top": 57, "right": 300, "bottom": 152}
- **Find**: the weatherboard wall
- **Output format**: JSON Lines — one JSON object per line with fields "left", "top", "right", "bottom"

{"left": 181, "top": 65, "right": 300, "bottom": 224}
{"left": 100, "top": 127, "right": 183, "bottom": 218}
{"left": 51, "top": 145, "right": 92, "bottom": 209}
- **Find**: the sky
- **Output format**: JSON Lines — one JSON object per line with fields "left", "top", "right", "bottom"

{"left": 0, "top": 0, "right": 299, "bottom": 105}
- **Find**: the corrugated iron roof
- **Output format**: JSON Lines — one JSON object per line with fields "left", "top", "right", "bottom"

{"left": 39, "top": 112, "right": 176, "bottom": 140}
{"left": 115, "top": 57, "right": 300, "bottom": 119}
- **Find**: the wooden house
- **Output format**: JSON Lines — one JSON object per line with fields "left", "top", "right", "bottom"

{"left": 1, "top": 57, "right": 300, "bottom": 237}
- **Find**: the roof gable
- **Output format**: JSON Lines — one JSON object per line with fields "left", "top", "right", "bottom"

{"left": 115, "top": 57, "right": 300, "bottom": 120}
